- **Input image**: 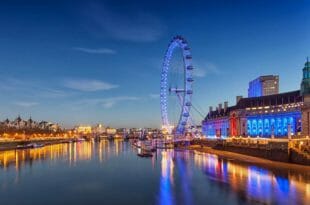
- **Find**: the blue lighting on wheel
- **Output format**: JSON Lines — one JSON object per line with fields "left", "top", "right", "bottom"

{"left": 160, "top": 36, "right": 194, "bottom": 135}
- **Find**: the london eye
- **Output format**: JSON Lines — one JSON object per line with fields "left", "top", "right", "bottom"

{"left": 160, "top": 35, "right": 194, "bottom": 135}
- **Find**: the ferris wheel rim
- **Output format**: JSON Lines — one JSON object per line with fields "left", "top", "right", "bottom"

{"left": 160, "top": 35, "right": 193, "bottom": 135}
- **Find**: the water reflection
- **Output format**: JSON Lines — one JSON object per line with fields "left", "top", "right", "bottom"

{"left": 0, "top": 140, "right": 126, "bottom": 171}
{"left": 159, "top": 150, "right": 174, "bottom": 205}
{"left": 157, "top": 151, "right": 199, "bottom": 205}
{"left": 193, "top": 151, "right": 310, "bottom": 204}
{"left": 157, "top": 149, "right": 309, "bottom": 205}
{"left": 0, "top": 141, "right": 309, "bottom": 205}
{"left": 175, "top": 152, "right": 193, "bottom": 205}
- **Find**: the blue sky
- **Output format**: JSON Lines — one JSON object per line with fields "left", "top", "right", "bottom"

{"left": 0, "top": 0, "right": 309, "bottom": 128}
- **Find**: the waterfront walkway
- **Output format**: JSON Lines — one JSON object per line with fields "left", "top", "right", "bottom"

{"left": 188, "top": 145, "right": 310, "bottom": 172}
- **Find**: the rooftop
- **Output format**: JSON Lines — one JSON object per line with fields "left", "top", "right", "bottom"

{"left": 205, "top": 90, "right": 302, "bottom": 120}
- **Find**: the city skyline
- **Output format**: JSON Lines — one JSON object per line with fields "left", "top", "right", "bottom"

{"left": 0, "top": 0, "right": 309, "bottom": 128}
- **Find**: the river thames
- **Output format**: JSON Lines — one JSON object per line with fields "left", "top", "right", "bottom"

{"left": 0, "top": 140, "right": 309, "bottom": 205}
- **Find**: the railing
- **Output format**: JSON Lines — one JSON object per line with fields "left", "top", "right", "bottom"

{"left": 289, "top": 138, "right": 310, "bottom": 159}
{"left": 213, "top": 136, "right": 310, "bottom": 157}
{"left": 225, "top": 137, "right": 287, "bottom": 148}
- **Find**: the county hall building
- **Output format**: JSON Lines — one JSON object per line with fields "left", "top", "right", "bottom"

{"left": 202, "top": 59, "right": 310, "bottom": 138}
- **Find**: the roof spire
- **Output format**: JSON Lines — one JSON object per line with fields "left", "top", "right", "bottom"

{"left": 305, "top": 57, "right": 310, "bottom": 68}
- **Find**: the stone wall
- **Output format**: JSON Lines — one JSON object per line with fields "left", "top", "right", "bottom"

{"left": 301, "top": 94, "right": 310, "bottom": 137}
{"left": 215, "top": 145, "right": 290, "bottom": 163}
{"left": 289, "top": 148, "right": 310, "bottom": 165}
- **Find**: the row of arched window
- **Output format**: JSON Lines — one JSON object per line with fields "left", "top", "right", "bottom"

{"left": 203, "top": 112, "right": 301, "bottom": 138}
{"left": 247, "top": 112, "right": 301, "bottom": 137}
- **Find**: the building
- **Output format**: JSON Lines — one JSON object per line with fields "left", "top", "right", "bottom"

{"left": 203, "top": 60, "right": 310, "bottom": 138}
{"left": 301, "top": 58, "right": 310, "bottom": 95}
{"left": 46, "top": 123, "right": 60, "bottom": 132}
{"left": 75, "top": 125, "right": 92, "bottom": 134}
{"left": 92, "top": 124, "right": 106, "bottom": 134}
{"left": 106, "top": 127, "right": 117, "bottom": 135}
{"left": 248, "top": 75, "right": 279, "bottom": 97}
{"left": 300, "top": 58, "right": 310, "bottom": 137}
{"left": 0, "top": 116, "right": 61, "bottom": 132}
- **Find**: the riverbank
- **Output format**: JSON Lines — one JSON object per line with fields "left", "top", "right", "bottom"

{"left": 187, "top": 145, "right": 310, "bottom": 172}
{"left": 0, "top": 138, "right": 73, "bottom": 151}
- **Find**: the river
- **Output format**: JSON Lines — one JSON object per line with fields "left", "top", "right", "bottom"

{"left": 0, "top": 140, "right": 309, "bottom": 205}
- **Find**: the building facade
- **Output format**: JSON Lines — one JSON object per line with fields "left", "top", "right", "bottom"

{"left": 203, "top": 60, "right": 310, "bottom": 138}
{"left": 248, "top": 75, "right": 279, "bottom": 97}
{"left": 75, "top": 125, "right": 92, "bottom": 134}
{"left": 0, "top": 116, "right": 60, "bottom": 132}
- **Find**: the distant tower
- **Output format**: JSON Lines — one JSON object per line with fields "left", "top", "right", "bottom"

{"left": 301, "top": 58, "right": 310, "bottom": 137}
{"left": 301, "top": 57, "right": 310, "bottom": 95}
{"left": 248, "top": 75, "right": 279, "bottom": 97}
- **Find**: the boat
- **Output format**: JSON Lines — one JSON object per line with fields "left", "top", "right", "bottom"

{"left": 32, "top": 143, "right": 44, "bottom": 148}
{"left": 132, "top": 140, "right": 142, "bottom": 148}
{"left": 154, "top": 139, "right": 174, "bottom": 149}
{"left": 16, "top": 143, "right": 44, "bottom": 149}
{"left": 137, "top": 143, "right": 154, "bottom": 157}
{"left": 149, "top": 147, "right": 156, "bottom": 152}
{"left": 141, "top": 146, "right": 156, "bottom": 152}
{"left": 137, "top": 152, "right": 153, "bottom": 157}
{"left": 133, "top": 140, "right": 156, "bottom": 152}
{"left": 16, "top": 144, "right": 33, "bottom": 149}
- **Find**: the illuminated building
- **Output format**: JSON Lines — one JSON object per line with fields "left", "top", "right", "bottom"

{"left": 161, "top": 125, "right": 174, "bottom": 134}
{"left": 0, "top": 116, "right": 61, "bottom": 132}
{"left": 92, "top": 124, "right": 106, "bottom": 134}
{"left": 76, "top": 125, "right": 92, "bottom": 134}
{"left": 106, "top": 128, "right": 117, "bottom": 135}
{"left": 248, "top": 75, "right": 279, "bottom": 97}
{"left": 300, "top": 58, "right": 310, "bottom": 136}
{"left": 301, "top": 58, "right": 310, "bottom": 95}
{"left": 203, "top": 60, "right": 310, "bottom": 138}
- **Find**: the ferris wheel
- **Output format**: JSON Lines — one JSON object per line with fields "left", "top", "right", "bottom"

{"left": 160, "top": 35, "right": 194, "bottom": 135}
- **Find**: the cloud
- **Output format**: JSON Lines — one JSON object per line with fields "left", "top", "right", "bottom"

{"left": 100, "top": 97, "right": 140, "bottom": 108}
{"left": 204, "top": 62, "right": 221, "bottom": 75}
{"left": 73, "top": 47, "right": 116, "bottom": 54}
{"left": 193, "top": 62, "right": 221, "bottom": 77}
{"left": 77, "top": 96, "right": 140, "bottom": 108}
{"left": 83, "top": 3, "right": 165, "bottom": 42}
{"left": 38, "top": 88, "right": 69, "bottom": 98}
{"left": 149, "top": 93, "right": 159, "bottom": 99}
{"left": 102, "top": 101, "right": 115, "bottom": 108}
{"left": 64, "top": 79, "right": 119, "bottom": 92}
{"left": 0, "top": 77, "right": 73, "bottom": 99}
{"left": 0, "top": 77, "right": 25, "bottom": 91}
{"left": 14, "top": 102, "right": 39, "bottom": 107}
{"left": 193, "top": 68, "right": 207, "bottom": 77}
